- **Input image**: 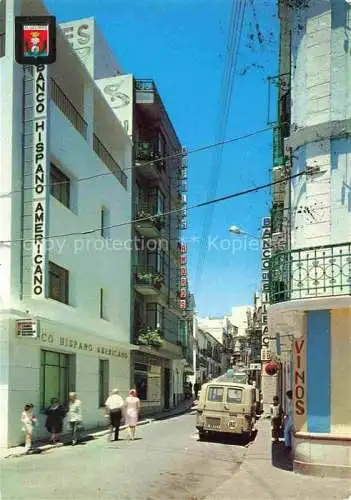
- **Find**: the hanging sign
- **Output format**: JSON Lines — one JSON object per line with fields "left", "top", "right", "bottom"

{"left": 32, "top": 64, "right": 49, "bottom": 298}
{"left": 178, "top": 242, "right": 187, "bottom": 310}
{"left": 15, "top": 16, "right": 56, "bottom": 65}
{"left": 261, "top": 216, "right": 271, "bottom": 355}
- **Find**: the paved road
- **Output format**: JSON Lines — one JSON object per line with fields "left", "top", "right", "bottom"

{"left": 1, "top": 413, "right": 248, "bottom": 500}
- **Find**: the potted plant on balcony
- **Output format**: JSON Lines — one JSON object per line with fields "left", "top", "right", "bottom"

{"left": 137, "top": 327, "right": 163, "bottom": 349}
{"left": 136, "top": 272, "right": 154, "bottom": 284}
{"left": 136, "top": 209, "right": 152, "bottom": 221}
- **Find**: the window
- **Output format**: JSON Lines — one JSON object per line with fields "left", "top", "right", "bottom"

{"left": 147, "top": 250, "right": 165, "bottom": 274}
{"left": 49, "top": 261, "right": 69, "bottom": 304}
{"left": 207, "top": 386, "right": 224, "bottom": 402}
{"left": 134, "top": 370, "right": 147, "bottom": 400}
{"left": 50, "top": 163, "right": 70, "bottom": 208}
{"left": 101, "top": 207, "right": 111, "bottom": 238}
{"left": 40, "top": 350, "right": 75, "bottom": 409}
{"left": 99, "top": 359, "right": 109, "bottom": 407}
{"left": 227, "top": 388, "right": 243, "bottom": 403}
{"left": 146, "top": 303, "right": 164, "bottom": 331}
{"left": 100, "top": 288, "right": 108, "bottom": 320}
{"left": 147, "top": 187, "right": 165, "bottom": 215}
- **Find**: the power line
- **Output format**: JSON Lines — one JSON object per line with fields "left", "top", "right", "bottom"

{"left": 0, "top": 171, "right": 306, "bottom": 245}
{"left": 194, "top": 0, "right": 247, "bottom": 293}
{"left": 0, "top": 125, "right": 273, "bottom": 199}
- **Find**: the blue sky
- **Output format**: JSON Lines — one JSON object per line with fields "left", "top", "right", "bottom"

{"left": 45, "top": 0, "right": 279, "bottom": 317}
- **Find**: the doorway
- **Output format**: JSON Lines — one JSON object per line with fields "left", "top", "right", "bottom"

{"left": 164, "top": 367, "right": 170, "bottom": 409}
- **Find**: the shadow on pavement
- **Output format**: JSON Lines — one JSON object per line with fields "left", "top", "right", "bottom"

{"left": 271, "top": 441, "right": 293, "bottom": 472}
{"left": 198, "top": 429, "right": 258, "bottom": 447}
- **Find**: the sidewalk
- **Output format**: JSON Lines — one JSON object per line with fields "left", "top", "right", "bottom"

{"left": 0, "top": 398, "right": 194, "bottom": 460}
{"left": 205, "top": 417, "right": 351, "bottom": 500}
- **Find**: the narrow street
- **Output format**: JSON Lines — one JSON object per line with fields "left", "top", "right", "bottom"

{"left": 0, "top": 413, "right": 247, "bottom": 500}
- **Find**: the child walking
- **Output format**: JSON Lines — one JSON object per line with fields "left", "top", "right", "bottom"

{"left": 270, "top": 396, "right": 283, "bottom": 442}
{"left": 21, "top": 403, "right": 38, "bottom": 453}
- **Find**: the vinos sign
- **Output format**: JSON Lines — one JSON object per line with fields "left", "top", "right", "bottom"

{"left": 32, "top": 64, "right": 48, "bottom": 298}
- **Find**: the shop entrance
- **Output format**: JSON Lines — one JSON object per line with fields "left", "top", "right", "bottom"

{"left": 164, "top": 367, "right": 170, "bottom": 409}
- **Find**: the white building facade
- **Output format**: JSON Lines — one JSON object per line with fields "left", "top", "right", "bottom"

{"left": 0, "top": 0, "right": 132, "bottom": 449}
{"left": 269, "top": 0, "right": 351, "bottom": 478}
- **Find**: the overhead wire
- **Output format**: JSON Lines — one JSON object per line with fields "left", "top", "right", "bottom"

{"left": 0, "top": 171, "right": 306, "bottom": 245}
{"left": 0, "top": 125, "right": 274, "bottom": 199}
{"left": 194, "top": 0, "right": 247, "bottom": 293}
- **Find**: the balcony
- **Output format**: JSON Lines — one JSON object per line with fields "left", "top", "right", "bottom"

{"left": 135, "top": 268, "right": 165, "bottom": 296}
{"left": 93, "top": 134, "right": 127, "bottom": 190}
{"left": 135, "top": 79, "right": 157, "bottom": 104}
{"left": 51, "top": 78, "right": 88, "bottom": 140}
{"left": 272, "top": 126, "right": 285, "bottom": 168}
{"left": 134, "top": 141, "right": 165, "bottom": 180}
{"left": 135, "top": 206, "right": 164, "bottom": 238}
{"left": 134, "top": 327, "right": 163, "bottom": 349}
{"left": 270, "top": 242, "right": 351, "bottom": 304}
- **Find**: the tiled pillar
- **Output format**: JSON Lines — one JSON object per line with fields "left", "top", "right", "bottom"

{"left": 294, "top": 308, "right": 351, "bottom": 478}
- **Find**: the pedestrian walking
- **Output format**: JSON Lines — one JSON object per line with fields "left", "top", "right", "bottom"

{"left": 284, "top": 390, "right": 293, "bottom": 451}
{"left": 270, "top": 396, "right": 283, "bottom": 442}
{"left": 124, "top": 389, "right": 140, "bottom": 441}
{"left": 44, "top": 397, "right": 66, "bottom": 443}
{"left": 194, "top": 380, "right": 200, "bottom": 399}
{"left": 104, "top": 388, "right": 124, "bottom": 441}
{"left": 21, "top": 403, "right": 38, "bottom": 453}
{"left": 68, "top": 392, "right": 83, "bottom": 446}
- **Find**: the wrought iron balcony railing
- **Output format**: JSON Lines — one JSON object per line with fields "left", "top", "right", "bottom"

{"left": 51, "top": 78, "right": 88, "bottom": 139}
{"left": 269, "top": 242, "right": 351, "bottom": 304}
{"left": 134, "top": 141, "right": 165, "bottom": 171}
{"left": 93, "top": 134, "right": 127, "bottom": 189}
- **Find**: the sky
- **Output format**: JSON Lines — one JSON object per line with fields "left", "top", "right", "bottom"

{"left": 45, "top": 0, "right": 279, "bottom": 317}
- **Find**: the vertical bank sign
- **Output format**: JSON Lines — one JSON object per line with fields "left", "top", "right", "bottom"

{"left": 179, "top": 243, "right": 187, "bottom": 310}
{"left": 32, "top": 65, "right": 49, "bottom": 298}
{"left": 260, "top": 216, "right": 271, "bottom": 356}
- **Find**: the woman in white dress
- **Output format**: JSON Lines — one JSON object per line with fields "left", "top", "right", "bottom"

{"left": 124, "top": 389, "right": 140, "bottom": 440}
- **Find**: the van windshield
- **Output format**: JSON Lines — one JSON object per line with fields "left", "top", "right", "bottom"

{"left": 227, "top": 388, "right": 243, "bottom": 403}
{"left": 207, "top": 386, "right": 224, "bottom": 402}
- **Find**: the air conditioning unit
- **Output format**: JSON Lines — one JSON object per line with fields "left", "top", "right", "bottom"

{"left": 16, "top": 319, "right": 39, "bottom": 338}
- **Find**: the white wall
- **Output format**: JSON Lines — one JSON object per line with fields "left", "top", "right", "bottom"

{"left": 60, "top": 18, "right": 123, "bottom": 80}
{"left": 95, "top": 75, "right": 134, "bottom": 138}
{"left": 228, "top": 306, "right": 251, "bottom": 337}
{"left": 197, "top": 317, "right": 225, "bottom": 344}
{"left": 290, "top": 0, "right": 351, "bottom": 250}
{"left": 6, "top": 318, "right": 130, "bottom": 446}
{"left": 20, "top": 102, "right": 132, "bottom": 342}
{"left": 291, "top": 0, "right": 332, "bottom": 128}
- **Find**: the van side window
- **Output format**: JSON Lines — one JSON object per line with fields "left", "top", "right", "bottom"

{"left": 207, "top": 387, "right": 224, "bottom": 402}
{"left": 227, "top": 388, "right": 242, "bottom": 403}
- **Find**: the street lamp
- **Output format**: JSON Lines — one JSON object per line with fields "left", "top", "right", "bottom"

{"left": 228, "top": 225, "right": 260, "bottom": 241}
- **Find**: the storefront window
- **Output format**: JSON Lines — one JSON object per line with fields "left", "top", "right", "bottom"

{"left": 40, "top": 350, "right": 75, "bottom": 409}
{"left": 134, "top": 370, "right": 148, "bottom": 400}
{"left": 134, "top": 362, "right": 161, "bottom": 402}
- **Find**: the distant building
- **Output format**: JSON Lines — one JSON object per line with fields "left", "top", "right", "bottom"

{"left": 197, "top": 316, "right": 235, "bottom": 372}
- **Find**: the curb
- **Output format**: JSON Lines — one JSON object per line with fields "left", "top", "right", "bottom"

{"left": 1, "top": 405, "right": 194, "bottom": 459}
{"left": 1, "top": 419, "right": 152, "bottom": 459}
